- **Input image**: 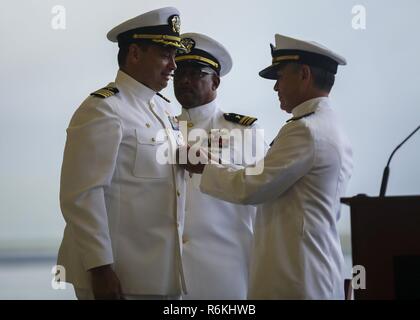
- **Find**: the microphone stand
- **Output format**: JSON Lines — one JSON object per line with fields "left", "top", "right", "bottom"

{"left": 379, "top": 125, "right": 420, "bottom": 197}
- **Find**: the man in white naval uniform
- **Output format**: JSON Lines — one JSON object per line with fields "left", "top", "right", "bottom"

{"left": 57, "top": 7, "right": 188, "bottom": 299}
{"left": 181, "top": 34, "right": 353, "bottom": 299}
{"left": 173, "top": 33, "right": 267, "bottom": 299}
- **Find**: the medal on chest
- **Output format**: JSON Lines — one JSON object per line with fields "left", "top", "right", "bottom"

{"left": 168, "top": 116, "right": 180, "bottom": 131}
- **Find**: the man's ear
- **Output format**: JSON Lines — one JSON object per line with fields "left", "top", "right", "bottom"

{"left": 127, "top": 43, "right": 144, "bottom": 64}
{"left": 301, "top": 65, "right": 311, "bottom": 81}
{"left": 212, "top": 74, "right": 220, "bottom": 91}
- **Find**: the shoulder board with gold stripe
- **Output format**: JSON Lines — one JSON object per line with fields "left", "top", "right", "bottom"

{"left": 223, "top": 113, "right": 257, "bottom": 126}
{"left": 90, "top": 86, "right": 119, "bottom": 99}
{"left": 286, "top": 111, "right": 315, "bottom": 123}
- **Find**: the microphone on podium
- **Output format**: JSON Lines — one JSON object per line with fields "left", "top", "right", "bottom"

{"left": 379, "top": 125, "right": 420, "bottom": 197}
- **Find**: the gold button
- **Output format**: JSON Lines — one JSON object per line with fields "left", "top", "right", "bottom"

{"left": 176, "top": 190, "right": 180, "bottom": 197}
{"left": 188, "top": 123, "right": 194, "bottom": 128}
{"left": 146, "top": 123, "right": 150, "bottom": 128}
{"left": 182, "top": 236, "right": 189, "bottom": 244}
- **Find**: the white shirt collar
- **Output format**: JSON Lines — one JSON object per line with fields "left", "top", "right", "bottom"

{"left": 115, "top": 70, "right": 156, "bottom": 103}
{"left": 291, "top": 97, "right": 330, "bottom": 118}
{"left": 181, "top": 99, "right": 218, "bottom": 122}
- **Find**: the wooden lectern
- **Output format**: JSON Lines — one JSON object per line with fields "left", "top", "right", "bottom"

{"left": 341, "top": 195, "right": 420, "bottom": 300}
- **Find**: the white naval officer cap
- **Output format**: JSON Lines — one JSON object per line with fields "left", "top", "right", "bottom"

{"left": 259, "top": 34, "right": 347, "bottom": 80}
{"left": 106, "top": 7, "right": 186, "bottom": 51}
{"left": 175, "top": 33, "right": 233, "bottom": 77}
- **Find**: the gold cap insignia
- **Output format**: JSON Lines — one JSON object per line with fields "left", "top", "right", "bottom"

{"left": 181, "top": 38, "right": 195, "bottom": 53}
{"left": 170, "top": 15, "right": 181, "bottom": 34}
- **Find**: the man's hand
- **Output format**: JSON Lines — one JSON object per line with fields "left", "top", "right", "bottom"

{"left": 89, "top": 264, "right": 124, "bottom": 300}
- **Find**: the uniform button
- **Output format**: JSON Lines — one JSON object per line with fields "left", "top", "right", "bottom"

{"left": 188, "top": 122, "right": 194, "bottom": 128}
{"left": 146, "top": 123, "right": 150, "bottom": 128}
{"left": 176, "top": 190, "right": 180, "bottom": 197}
{"left": 182, "top": 236, "right": 189, "bottom": 244}
{"left": 151, "top": 137, "right": 156, "bottom": 142}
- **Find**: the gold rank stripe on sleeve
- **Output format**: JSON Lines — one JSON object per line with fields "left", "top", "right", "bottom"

{"left": 90, "top": 87, "right": 119, "bottom": 99}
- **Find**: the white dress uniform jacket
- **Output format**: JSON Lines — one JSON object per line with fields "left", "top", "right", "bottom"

{"left": 200, "top": 97, "right": 353, "bottom": 299}
{"left": 179, "top": 101, "right": 266, "bottom": 299}
{"left": 58, "top": 70, "right": 187, "bottom": 296}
